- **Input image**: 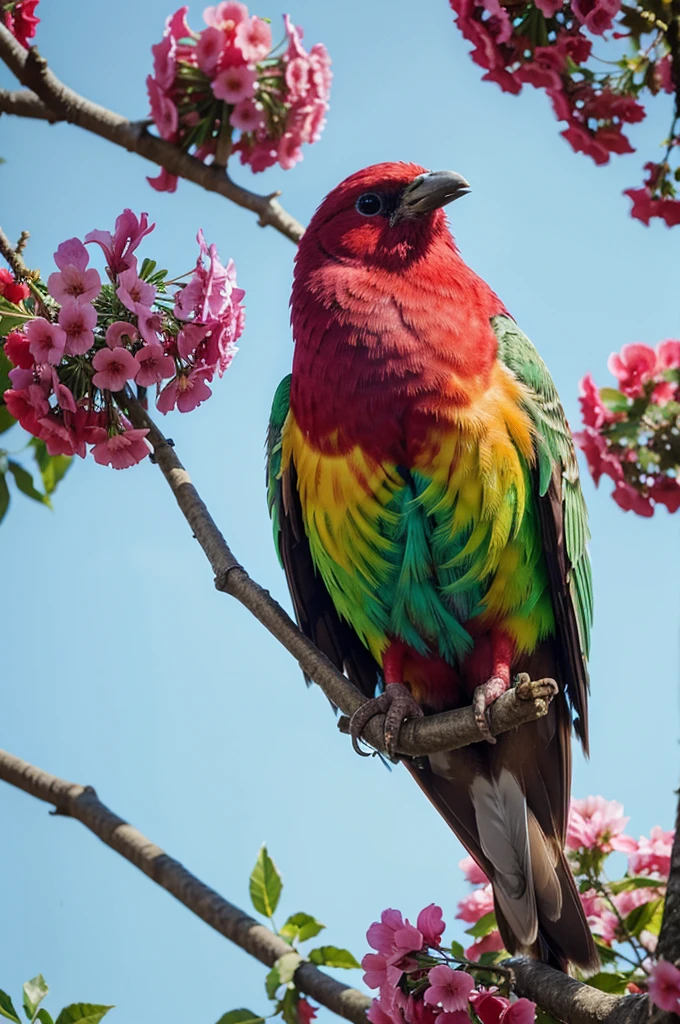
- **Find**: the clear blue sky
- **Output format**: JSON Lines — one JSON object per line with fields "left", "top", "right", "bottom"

{"left": 1, "top": 1, "right": 678, "bottom": 1021}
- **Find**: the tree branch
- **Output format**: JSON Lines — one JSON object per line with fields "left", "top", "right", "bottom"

{"left": 115, "top": 391, "right": 555, "bottom": 760}
{"left": 0, "top": 26, "right": 304, "bottom": 244}
{"left": 0, "top": 747, "right": 371, "bottom": 1024}
{"left": 653, "top": 786, "right": 680, "bottom": 967}
{"left": 0, "top": 221, "right": 29, "bottom": 279}
{"left": 506, "top": 960, "right": 649, "bottom": 1024}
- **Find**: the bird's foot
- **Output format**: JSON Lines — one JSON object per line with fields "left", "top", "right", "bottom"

{"left": 472, "top": 675, "right": 511, "bottom": 744}
{"left": 349, "top": 682, "right": 424, "bottom": 759}
{"left": 514, "top": 672, "right": 558, "bottom": 702}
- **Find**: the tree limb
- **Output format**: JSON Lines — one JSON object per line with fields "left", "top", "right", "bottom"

{"left": 506, "top": 960, "right": 649, "bottom": 1024}
{"left": 0, "top": 747, "right": 371, "bottom": 1024}
{"left": 0, "top": 26, "right": 304, "bottom": 244}
{"left": 115, "top": 390, "right": 555, "bottom": 760}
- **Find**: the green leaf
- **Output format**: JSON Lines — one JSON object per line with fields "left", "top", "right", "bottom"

{"left": 608, "top": 877, "right": 666, "bottom": 894}
{"left": 0, "top": 348, "right": 12, "bottom": 393}
{"left": 449, "top": 940, "right": 465, "bottom": 960}
{"left": 279, "top": 987, "right": 299, "bottom": 1024}
{"left": 265, "top": 966, "right": 281, "bottom": 1001}
{"left": 8, "top": 461, "right": 50, "bottom": 506}
{"left": 0, "top": 470, "right": 9, "bottom": 524}
{"left": 275, "top": 952, "right": 302, "bottom": 986}
{"left": 0, "top": 312, "right": 31, "bottom": 338}
{"left": 139, "top": 259, "right": 157, "bottom": 280}
{"left": 308, "top": 946, "right": 361, "bottom": 969}
{"left": 249, "top": 846, "right": 282, "bottom": 918}
{"left": 586, "top": 972, "right": 631, "bottom": 995}
{"left": 279, "top": 913, "right": 325, "bottom": 944}
{"left": 23, "top": 976, "right": 49, "bottom": 1020}
{"left": 0, "top": 404, "right": 16, "bottom": 434}
{"left": 29, "top": 439, "right": 71, "bottom": 495}
{"left": 214, "top": 1011, "right": 265, "bottom": 1024}
{"left": 35, "top": 1012, "right": 54, "bottom": 1024}
{"left": 0, "top": 989, "right": 20, "bottom": 1023}
{"left": 53, "top": 1005, "right": 113, "bottom": 1024}
{"left": 464, "top": 911, "right": 497, "bottom": 939}
{"left": 594, "top": 941, "right": 618, "bottom": 965}
{"left": 624, "top": 898, "right": 664, "bottom": 938}
{"left": 599, "top": 388, "right": 629, "bottom": 412}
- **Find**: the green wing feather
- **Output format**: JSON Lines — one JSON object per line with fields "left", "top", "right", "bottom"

{"left": 494, "top": 314, "right": 592, "bottom": 751}
{"left": 266, "top": 374, "right": 292, "bottom": 567}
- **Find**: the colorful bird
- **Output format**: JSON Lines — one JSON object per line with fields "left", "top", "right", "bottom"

{"left": 267, "top": 162, "right": 597, "bottom": 971}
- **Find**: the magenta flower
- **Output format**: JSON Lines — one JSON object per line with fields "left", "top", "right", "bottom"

{"left": 612, "top": 480, "right": 655, "bottom": 517}
{"left": 607, "top": 344, "right": 658, "bottom": 398}
{"left": 204, "top": 2, "right": 248, "bottom": 31}
{"left": 147, "top": 78, "right": 179, "bottom": 141}
{"left": 58, "top": 298, "right": 97, "bottom": 356}
{"left": 628, "top": 827, "right": 674, "bottom": 877}
{"left": 136, "top": 305, "right": 164, "bottom": 345}
{"left": 92, "top": 346, "right": 139, "bottom": 391}
{"left": 464, "top": 930, "right": 505, "bottom": 962}
{"left": 230, "top": 97, "right": 266, "bottom": 131}
{"left": 51, "top": 369, "right": 77, "bottom": 413}
{"left": 212, "top": 63, "right": 257, "bottom": 104}
{"left": 648, "top": 960, "right": 680, "bottom": 1014}
{"left": 24, "top": 318, "right": 66, "bottom": 365}
{"left": 656, "top": 340, "right": 680, "bottom": 370}
{"left": 47, "top": 264, "right": 101, "bottom": 306}
{"left": 135, "top": 344, "right": 176, "bottom": 386}
{"left": 91, "top": 427, "right": 150, "bottom": 469}
{"left": 424, "top": 966, "right": 474, "bottom": 1012}
{"left": 235, "top": 15, "right": 272, "bottom": 61}
{"left": 148, "top": 167, "right": 179, "bottom": 193}
{"left": 54, "top": 237, "right": 89, "bottom": 272}
{"left": 152, "top": 33, "right": 176, "bottom": 90}
{"left": 116, "top": 267, "right": 156, "bottom": 313}
{"left": 157, "top": 367, "right": 213, "bottom": 414}
{"left": 567, "top": 796, "right": 637, "bottom": 853}
{"left": 416, "top": 905, "right": 445, "bottom": 947}
{"left": 177, "top": 324, "right": 209, "bottom": 359}
{"left": 456, "top": 883, "right": 494, "bottom": 923}
{"left": 85, "top": 209, "right": 155, "bottom": 274}
{"left": 106, "top": 321, "right": 139, "bottom": 349}
{"left": 8, "top": 366, "right": 33, "bottom": 390}
{"left": 196, "top": 26, "right": 224, "bottom": 74}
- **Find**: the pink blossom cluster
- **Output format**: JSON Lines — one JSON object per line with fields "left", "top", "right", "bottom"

{"left": 146, "top": 3, "right": 331, "bottom": 189}
{"left": 447, "top": 0, "right": 679, "bottom": 226}
{"left": 649, "top": 961, "right": 680, "bottom": 1014}
{"left": 1, "top": 209, "right": 245, "bottom": 469}
{"left": 2, "top": 0, "right": 39, "bottom": 48}
{"left": 575, "top": 340, "right": 680, "bottom": 516}
{"left": 362, "top": 905, "right": 536, "bottom": 1024}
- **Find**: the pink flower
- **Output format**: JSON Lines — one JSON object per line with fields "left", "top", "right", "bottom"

{"left": 106, "top": 321, "right": 139, "bottom": 349}
{"left": 152, "top": 33, "right": 176, "bottom": 90}
{"left": 135, "top": 344, "right": 176, "bottom": 386}
{"left": 85, "top": 210, "right": 155, "bottom": 275}
{"left": 4, "top": 331, "right": 34, "bottom": 369}
{"left": 25, "top": 318, "right": 67, "bottom": 365}
{"left": 9, "top": 367, "right": 33, "bottom": 390}
{"left": 51, "top": 369, "right": 77, "bottom": 412}
{"left": 47, "top": 264, "right": 101, "bottom": 305}
{"left": 503, "top": 1000, "right": 537, "bottom": 1024}
{"left": 2, "top": 0, "right": 39, "bottom": 48}
{"left": 64, "top": 407, "right": 108, "bottom": 459}
{"left": 58, "top": 299, "right": 97, "bottom": 356}
{"left": 278, "top": 132, "right": 304, "bottom": 171}
{"left": 204, "top": 2, "right": 248, "bottom": 32}
{"left": 3, "top": 385, "right": 48, "bottom": 435}
{"left": 656, "top": 54, "right": 674, "bottom": 93}
{"left": 196, "top": 26, "right": 225, "bottom": 74}
{"left": 166, "top": 5, "right": 192, "bottom": 40}
{"left": 574, "top": 427, "right": 624, "bottom": 487}
{"left": 612, "top": 481, "right": 654, "bottom": 517}
{"left": 230, "top": 97, "right": 266, "bottom": 131}
{"left": 147, "top": 167, "right": 179, "bottom": 193}
{"left": 456, "top": 883, "right": 495, "bottom": 923}
{"left": 608, "top": 344, "right": 657, "bottom": 398}
{"left": 578, "top": 373, "right": 618, "bottom": 429}
{"left": 157, "top": 367, "right": 213, "bottom": 413}
{"left": 235, "top": 15, "right": 272, "bottom": 61}
{"left": 572, "top": 0, "right": 621, "bottom": 34}
{"left": 648, "top": 960, "right": 680, "bottom": 1014}
{"left": 92, "top": 427, "right": 150, "bottom": 469}
{"left": 92, "top": 346, "right": 139, "bottom": 391}
{"left": 567, "top": 797, "right": 637, "bottom": 853}
{"left": 136, "top": 306, "right": 164, "bottom": 346}
{"left": 465, "top": 930, "right": 505, "bottom": 961}
{"left": 628, "top": 827, "right": 674, "bottom": 877}
{"left": 580, "top": 890, "right": 618, "bottom": 943}
{"left": 177, "top": 324, "right": 209, "bottom": 359}
{"left": 297, "top": 999, "right": 317, "bottom": 1024}
{"left": 212, "top": 63, "right": 257, "bottom": 103}
{"left": 416, "top": 904, "right": 445, "bottom": 947}
{"left": 54, "top": 238, "right": 89, "bottom": 272}
{"left": 649, "top": 478, "right": 680, "bottom": 514}
{"left": 613, "top": 885, "right": 659, "bottom": 918}
{"left": 459, "top": 856, "right": 489, "bottom": 885}
{"left": 147, "top": 77, "right": 179, "bottom": 140}
{"left": 366, "top": 1002, "right": 396, "bottom": 1024}
{"left": 470, "top": 989, "right": 510, "bottom": 1024}
{"left": 656, "top": 340, "right": 680, "bottom": 370}
{"left": 424, "top": 966, "right": 474, "bottom": 1011}
{"left": 116, "top": 268, "right": 156, "bottom": 313}
{"left": 651, "top": 381, "right": 676, "bottom": 404}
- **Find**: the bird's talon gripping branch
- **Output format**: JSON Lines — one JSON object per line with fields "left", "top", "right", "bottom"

{"left": 515, "top": 675, "right": 559, "bottom": 702}
{"left": 472, "top": 675, "right": 511, "bottom": 743}
{"left": 349, "top": 682, "right": 424, "bottom": 759}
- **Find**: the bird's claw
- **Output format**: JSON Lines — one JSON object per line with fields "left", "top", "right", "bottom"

{"left": 472, "top": 675, "right": 510, "bottom": 744}
{"left": 349, "top": 682, "right": 424, "bottom": 759}
{"left": 514, "top": 673, "right": 558, "bottom": 702}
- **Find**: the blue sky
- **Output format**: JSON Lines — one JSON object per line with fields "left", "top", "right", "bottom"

{"left": 1, "top": 1, "right": 678, "bottom": 1021}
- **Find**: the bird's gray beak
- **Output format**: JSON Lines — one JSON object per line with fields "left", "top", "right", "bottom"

{"left": 392, "top": 170, "right": 471, "bottom": 224}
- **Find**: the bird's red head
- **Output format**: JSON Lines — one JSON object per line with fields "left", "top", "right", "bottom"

{"left": 296, "top": 161, "right": 471, "bottom": 271}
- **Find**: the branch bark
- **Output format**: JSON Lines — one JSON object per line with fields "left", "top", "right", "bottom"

{"left": 0, "top": 748, "right": 371, "bottom": 1024}
{"left": 115, "top": 390, "right": 555, "bottom": 760}
{"left": 507, "top": 960, "right": 649, "bottom": 1024}
{"left": 0, "top": 26, "right": 304, "bottom": 244}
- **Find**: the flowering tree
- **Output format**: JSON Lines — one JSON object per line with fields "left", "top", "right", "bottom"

{"left": 0, "top": 5, "right": 679, "bottom": 1024}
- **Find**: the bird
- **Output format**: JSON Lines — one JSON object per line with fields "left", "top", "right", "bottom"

{"left": 266, "top": 161, "right": 598, "bottom": 972}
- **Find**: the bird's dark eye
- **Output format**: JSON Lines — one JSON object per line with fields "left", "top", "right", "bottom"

{"left": 355, "top": 193, "right": 383, "bottom": 216}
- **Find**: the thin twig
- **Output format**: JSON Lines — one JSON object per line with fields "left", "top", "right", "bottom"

{"left": 0, "top": 27, "right": 304, "bottom": 244}
{"left": 0, "top": 748, "right": 371, "bottom": 1024}
{"left": 114, "top": 390, "right": 556, "bottom": 760}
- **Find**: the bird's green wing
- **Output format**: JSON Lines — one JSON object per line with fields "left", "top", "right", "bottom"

{"left": 494, "top": 315, "right": 592, "bottom": 753}
{"left": 266, "top": 374, "right": 379, "bottom": 698}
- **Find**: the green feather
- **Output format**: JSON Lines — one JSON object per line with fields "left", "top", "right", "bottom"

{"left": 266, "top": 374, "right": 292, "bottom": 567}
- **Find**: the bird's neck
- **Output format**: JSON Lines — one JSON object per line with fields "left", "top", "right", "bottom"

{"left": 290, "top": 233, "right": 507, "bottom": 457}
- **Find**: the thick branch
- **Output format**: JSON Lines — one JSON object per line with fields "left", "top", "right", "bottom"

{"left": 0, "top": 26, "right": 304, "bottom": 244}
{"left": 116, "top": 391, "right": 554, "bottom": 759}
{"left": 0, "top": 748, "right": 371, "bottom": 1024}
{"left": 507, "top": 960, "right": 649, "bottom": 1024}
{"left": 654, "top": 787, "right": 680, "bottom": 965}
